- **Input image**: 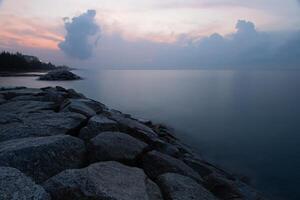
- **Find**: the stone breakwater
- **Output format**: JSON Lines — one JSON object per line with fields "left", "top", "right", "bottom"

{"left": 0, "top": 86, "right": 266, "bottom": 200}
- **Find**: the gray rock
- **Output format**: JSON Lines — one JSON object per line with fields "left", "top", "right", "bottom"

{"left": 152, "top": 139, "right": 180, "bottom": 158}
{"left": 9, "top": 89, "right": 67, "bottom": 104}
{"left": 109, "top": 111, "right": 157, "bottom": 136}
{"left": 43, "top": 161, "right": 163, "bottom": 200}
{"left": 66, "top": 88, "right": 85, "bottom": 98}
{"left": 79, "top": 114, "right": 119, "bottom": 141}
{"left": 183, "top": 157, "right": 214, "bottom": 178}
{"left": 39, "top": 70, "right": 81, "bottom": 81}
{"left": 0, "top": 88, "right": 43, "bottom": 99}
{"left": 61, "top": 99, "right": 96, "bottom": 117}
{"left": 0, "top": 100, "right": 56, "bottom": 114}
{"left": 204, "top": 173, "right": 242, "bottom": 200}
{"left": 0, "top": 167, "right": 51, "bottom": 200}
{"left": 0, "top": 94, "right": 6, "bottom": 104}
{"left": 142, "top": 151, "right": 202, "bottom": 181}
{"left": 88, "top": 132, "right": 148, "bottom": 164}
{"left": 157, "top": 173, "right": 218, "bottom": 200}
{"left": 0, "top": 135, "right": 86, "bottom": 183}
{"left": 0, "top": 111, "right": 86, "bottom": 142}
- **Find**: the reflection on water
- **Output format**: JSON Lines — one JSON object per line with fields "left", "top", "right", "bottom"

{"left": 1, "top": 69, "right": 300, "bottom": 200}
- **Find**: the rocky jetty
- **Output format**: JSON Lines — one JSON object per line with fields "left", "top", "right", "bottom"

{"left": 0, "top": 86, "right": 266, "bottom": 200}
{"left": 39, "top": 70, "right": 81, "bottom": 81}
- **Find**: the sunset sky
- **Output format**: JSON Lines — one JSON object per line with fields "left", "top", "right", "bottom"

{"left": 0, "top": 0, "right": 300, "bottom": 68}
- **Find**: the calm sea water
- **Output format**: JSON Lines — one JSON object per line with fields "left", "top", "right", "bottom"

{"left": 1, "top": 69, "right": 300, "bottom": 200}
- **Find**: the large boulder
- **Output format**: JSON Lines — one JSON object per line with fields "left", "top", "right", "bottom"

{"left": 0, "top": 88, "right": 43, "bottom": 100}
{"left": 79, "top": 114, "right": 119, "bottom": 141}
{"left": 88, "top": 132, "right": 148, "bottom": 164}
{"left": 43, "top": 161, "right": 163, "bottom": 200}
{"left": 60, "top": 98, "right": 105, "bottom": 117}
{"left": 0, "top": 111, "right": 86, "bottom": 142}
{"left": 0, "top": 100, "right": 56, "bottom": 114}
{"left": 39, "top": 70, "right": 81, "bottom": 81}
{"left": 108, "top": 111, "right": 159, "bottom": 144}
{"left": 109, "top": 111, "right": 156, "bottom": 135}
{"left": 142, "top": 151, "right": 202, "bottom": 181}
{"left": 203, "top": 173, "right": 242, "bottom": 200}
{"left": 0, "top": 135, "right": 86, "bottom": 183}
{"left": 0, "top": 94, "right": 6, "bottom": 104}
{"left": 0, "top": 167, "right": 51, "bottom": 200}
{"left": 157, "top": 173, "right": 218, "bottom": 200}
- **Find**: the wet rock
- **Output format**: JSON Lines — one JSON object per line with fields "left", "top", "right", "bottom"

{"left": 0, "top": 167, "right": 50, "bottom": 200}
{"left": 79, "top": 114, "right": 119, "bottom": 141}
{"left": 0, "top": 135, "right": 86, "bottom": 183}
{"left": 142, "top": 151, "right": 202, "bottom": 181}
{"left": 43, "top": 161, "right": 163, "bottom": 200}
{"left": 0, "top": 111, "right": 86, "bottom": 142}
{"left": 39, "top": 70, "right": 81, "bottom": 81}
{"left": 88, "top": 132, "right": 148, "bottom": 164}
{"left": 157, "top": 173, "right": 218, "bottom": 200}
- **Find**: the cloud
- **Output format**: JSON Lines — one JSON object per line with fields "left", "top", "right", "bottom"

{"left": 59, "top": 10, "right": 100, "bottom": 60}
{"left": 145, "top": 19, "right": 300, "bottom": 68}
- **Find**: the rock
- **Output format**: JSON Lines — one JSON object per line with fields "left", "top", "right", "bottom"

{"left": 88, "top": 132, "right": 148, "bottom": 164}
{"left": 8, "top": 88, "right": 68, "bottom": 104}
{"left": 108, "top": 111, "right": 159, "bottom": 144}
{"left": 0, "top": 167, "right": 51, "bottom": 200}
{"left": 0, "top": 135, "right": 86, "bottom": 183}
{"left": 43, "top": 161, "right": 163, "bottom": 200}
{"left": 61, "top": 98, "right": 105, "bottom": 117}
{"left": 203, "top": 173, "right": 242, "bottom": 200}
{"left": 142, "top": 151, "right": 202, "bottom": 181}
{"left": 39, "top": 69, "right": 81, "bottom": 81}
{"left": 152, "top": 139, "right": 180, "bottom": 158}
{"left": 0, "top": 94, "right": 6, "bottom": 104}
{"left": 79, "top": 114, "right": 119, "bottom": 141}
{"left": 157, "top": 173, "right": 218, "bottom": 200}
{"left": 66, "top": 88, "right": 85, "bottom": 98}
{"left": 61, "top": 99, "right": 96, "bottom": 117}
{"left": 0, "top": 88, "right": 43, "bottom": 99}
{"left": 0, "top": 111, "right": 86, "bottom": 142}
{"left": 109, "top": 111, "right": 157, "bottom": 136}
{"left": 0, "top": 100, "right": 56, "bottom": 114}
{"left": 183, "top": 157, "right": 214, "bottom": 177}
{"left": 204, "top": 173, "right": 266, "bottom": 200}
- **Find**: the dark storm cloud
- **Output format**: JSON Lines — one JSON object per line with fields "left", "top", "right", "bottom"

{"left": 59, "top": 10, "right": 100, "bottom": 60}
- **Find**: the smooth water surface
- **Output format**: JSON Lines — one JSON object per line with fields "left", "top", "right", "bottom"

{"left": 1, "top": 69, "right": 300, "bottom": 200}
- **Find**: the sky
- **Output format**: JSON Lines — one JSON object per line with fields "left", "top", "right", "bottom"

{"left": 0, "top": 0, "right": 300, "bottom": 68}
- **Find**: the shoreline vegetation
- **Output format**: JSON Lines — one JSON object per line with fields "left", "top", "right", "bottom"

{"left": 0, "top": 51, "right": 71, "bottom": 76}
{"left": 0, "top": 86, "right": 267, "bottom": 200}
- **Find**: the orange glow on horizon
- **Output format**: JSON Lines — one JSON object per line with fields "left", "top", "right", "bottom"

{"left": 0, "top": 15, "right": 63, "bottom": 50}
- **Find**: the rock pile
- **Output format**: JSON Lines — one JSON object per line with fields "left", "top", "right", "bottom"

{"left": 39, "top": 70, "right": 81, "bottom": 81}
{"left": 0, "top": 86, "right": 266, "bottom": 200}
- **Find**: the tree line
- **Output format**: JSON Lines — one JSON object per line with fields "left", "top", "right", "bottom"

{"left": 0, "top": 51, "right": 61, "bottom": 72}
